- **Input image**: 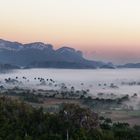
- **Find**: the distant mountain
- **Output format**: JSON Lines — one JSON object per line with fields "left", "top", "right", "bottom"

{"left": 0, "top": 63, "right": 19, "bottom": 70}
{"left": 100, "top": 65, "right": 115, "bottom": 69}
{"left": 118, "top": 63, "right": 140, "bottom": 68}
{"left": 0, "top": 39, "right": 112, "bottom": 69}
{"left": 29, "top": 61, "right": 97, "bottom": 69}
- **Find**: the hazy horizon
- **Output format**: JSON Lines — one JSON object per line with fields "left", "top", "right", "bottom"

{"left": 0, "top": 0, "right": 140, "bottom": 64}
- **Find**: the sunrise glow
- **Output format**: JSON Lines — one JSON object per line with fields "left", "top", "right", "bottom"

{"left": 0, "top": 0, "right": 140, "bottom": 63}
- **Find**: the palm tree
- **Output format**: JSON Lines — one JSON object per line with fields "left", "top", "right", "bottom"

{"left": 64, "top": 110, "right": 69, "bottom": 140}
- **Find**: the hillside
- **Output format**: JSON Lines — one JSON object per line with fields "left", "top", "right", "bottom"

{"left": 0, "top": 97, "right": 139, "bottom": 140}
{"left": 0, "top": 39, "right": 110, "bottom": 69}
{"left": 0, "top": 63, "right": 19, "bottom": 70}
{"left": 118, "top": 63, "right": 140, "bottom": 68}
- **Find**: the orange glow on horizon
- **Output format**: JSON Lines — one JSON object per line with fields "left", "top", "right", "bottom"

{"left": 1, "top": 0, "right": 140, "bottom": 63}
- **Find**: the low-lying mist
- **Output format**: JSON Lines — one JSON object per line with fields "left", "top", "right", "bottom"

{"left": 0, "top": 68, "right": 140, "bottom": 110}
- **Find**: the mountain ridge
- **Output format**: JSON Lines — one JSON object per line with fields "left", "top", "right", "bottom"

{"left": 0, "top": 39, "right": 113, "bottom": 69}
{"left": 118, "top": 63, "right": 140, "bottom": 68}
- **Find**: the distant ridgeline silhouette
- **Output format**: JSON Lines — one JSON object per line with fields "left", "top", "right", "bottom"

{"left": 0, "top": 39, "right": 115, "bottom": 69}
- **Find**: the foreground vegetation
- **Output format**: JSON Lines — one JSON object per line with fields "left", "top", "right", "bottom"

{"left": 0, "top": 97, "right": 140, "bottom": 140}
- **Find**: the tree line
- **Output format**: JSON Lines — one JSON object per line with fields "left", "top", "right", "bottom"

{"left": 0, "top": 96, "right": 139, "bottom": 140}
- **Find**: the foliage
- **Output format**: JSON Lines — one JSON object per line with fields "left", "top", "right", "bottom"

{"left": 0, "top": 96, "right": 139, "bottom": 140}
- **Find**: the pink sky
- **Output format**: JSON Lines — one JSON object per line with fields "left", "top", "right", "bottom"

{"left": 0, "top": 0, "right": 140, "bottom": 64}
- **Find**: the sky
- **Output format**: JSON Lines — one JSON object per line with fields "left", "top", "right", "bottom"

{"left": 0, "top": 0, "right": 140, "bottom": 64}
